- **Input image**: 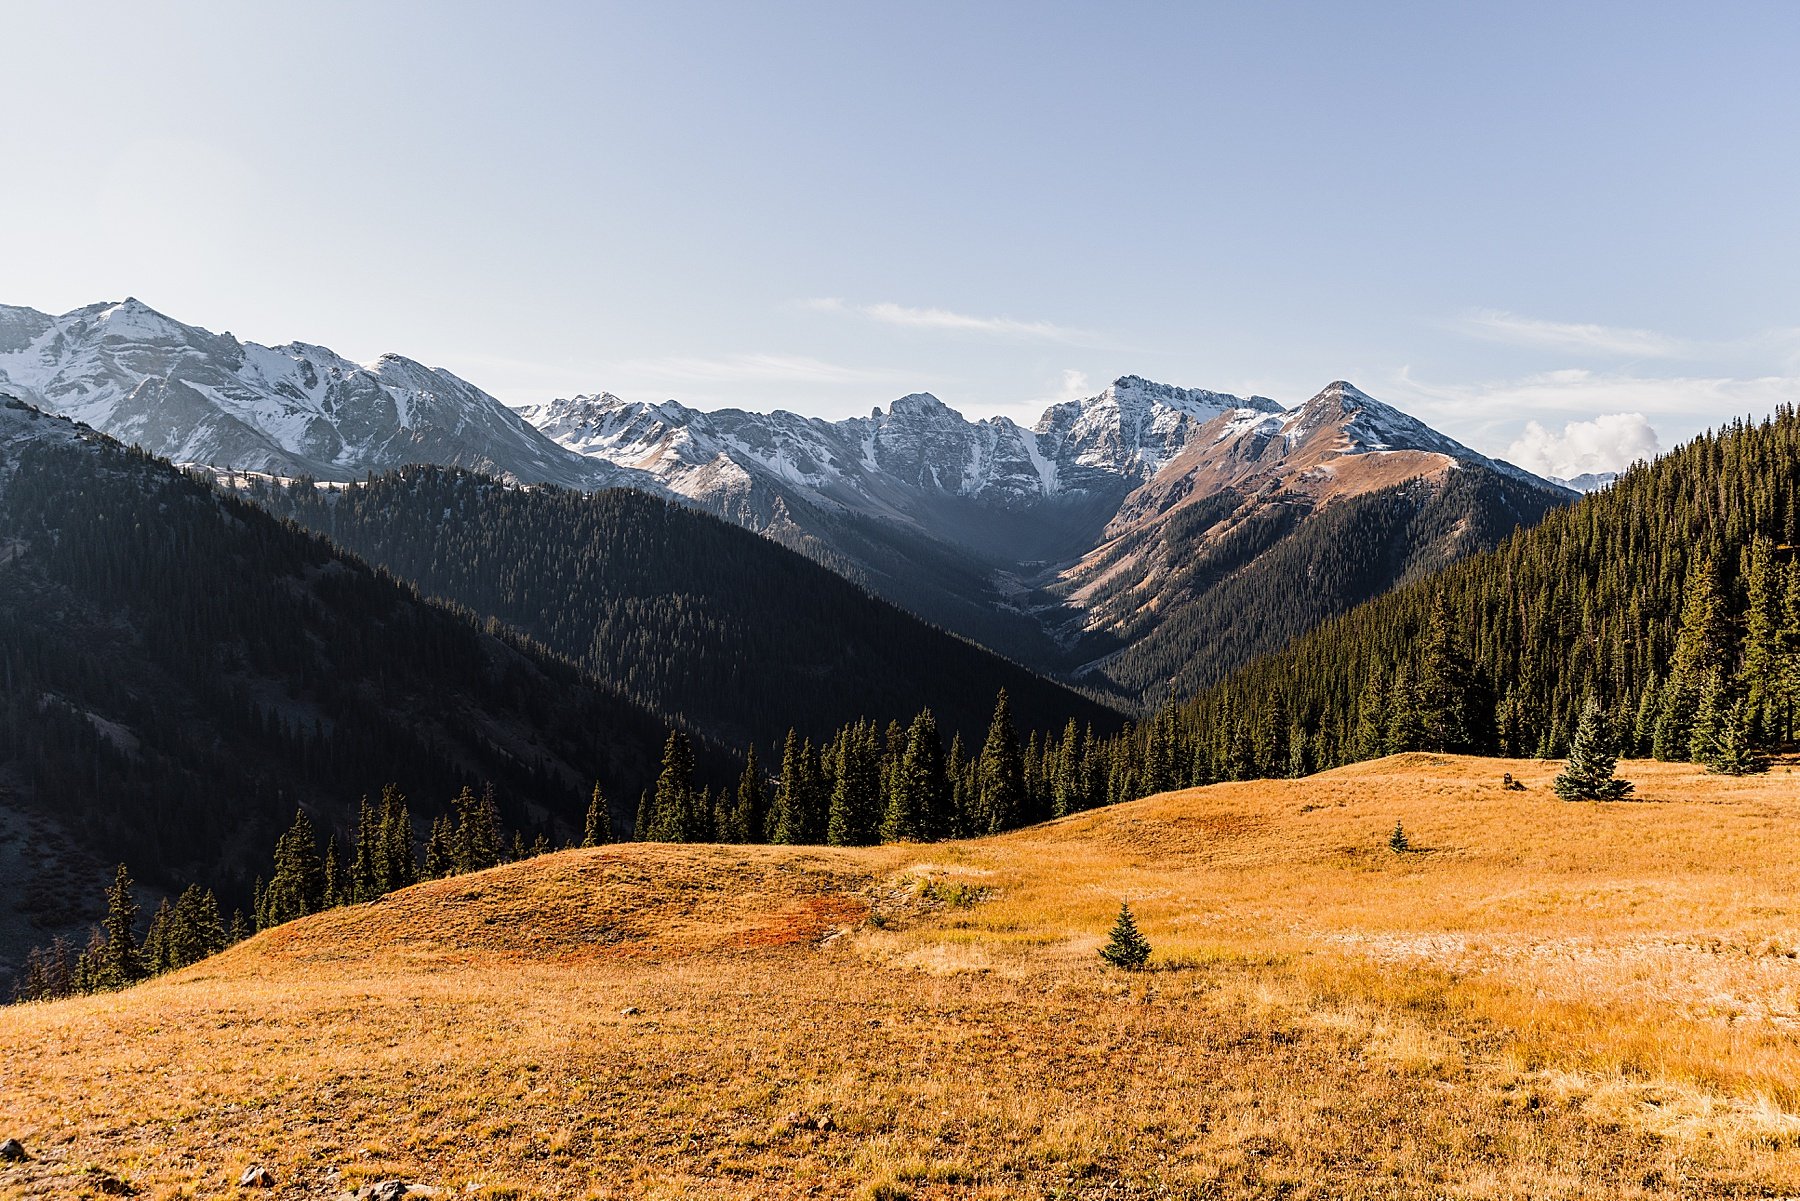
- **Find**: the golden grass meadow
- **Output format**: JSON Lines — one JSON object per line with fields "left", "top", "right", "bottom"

{"left": 5, "top": 754, "right": 1800, "bottom": 1199}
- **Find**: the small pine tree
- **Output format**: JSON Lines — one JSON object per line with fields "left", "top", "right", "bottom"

{"left": 1554, "top": 696, "right": 1635, "bottom": 801}
{"left": 1388, "top": 821, "right": 1410, "bottom": 853}
{"left": 583, "top": 783, "right": 611, "bottom": 846}
{"left": 1099, "top": 901, "right": 1152, "bottom": 971}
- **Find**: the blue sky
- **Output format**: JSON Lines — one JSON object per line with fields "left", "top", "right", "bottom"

{"left": 5, "top": 1, "right": 1798, "bottom": 476}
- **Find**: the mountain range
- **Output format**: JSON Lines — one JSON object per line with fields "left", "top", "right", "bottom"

{"left": 0, "top": 298, "right": 1574, "bottom": 703}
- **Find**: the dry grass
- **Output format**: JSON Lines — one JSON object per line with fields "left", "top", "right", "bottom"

{"left": 5, "top": 755, "right": 1800, "bottom": 1198}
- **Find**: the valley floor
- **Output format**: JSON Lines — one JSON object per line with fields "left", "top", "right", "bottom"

{"left": 5, "top": 755, "right": 1800, "bottom": 1199}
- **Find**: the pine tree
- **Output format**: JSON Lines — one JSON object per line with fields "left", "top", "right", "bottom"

{"left": 1657, "top": 557, "right": 1735, "bottom": 759}
{"left": 1388, "top": 821, "right": 1410, "bottom": 852}
{"left": 826, "top": 721, "right": 882, "bottom": 846}
{"left": 351, "top": 794, "right": 381, "bottom": 901}
{"left": 1553, "top": 696, "right": 1635, "bottom": 801}
{"left": 450, "top": 785, "right": 501, "bottom": 871}
{"left": 650, "top": 731, "right": 702, "bottom": 842}
{"left": 1742, "top": 536, "right": 1784, "bottom": 738}
{"left": 143, "top": 897, "right": 175, "bottom": 974}
{"left": 633, "top": 789, "right": 654, "bottom": 843}
{"left": 1417, "top": 593, "right": 1478, "bottom": 752}
{"left": 1353, "top": 670, "right": 1390, "bottom": 760}
{"left": 1688, "top": 670, "right": 1732, "bottom": 767}
{"left": 771, "top": 731, "right": 826, "bottom": 844}
{"left": 424, "top": 813, "right": 456, "bottom": 877}
{"left": 94, "top": 864, "right": 146, "bottom": 990}
{"left": 263, "top": 809, "right": 326, "bottom": 925}
{"left": 723, "top": 746, "right": 764, "bottom": 844}
{"left": 322, "top": 834, "right": 347, "bottom": 908}
{"left": 170, "top": 885, "right": 226, "bottom": 967}
{"left": 1051, "top": 718, "right": 1083, "bottom": 818}
{"left": 1385, "top": 664, "right": 1426, "bottom": 754}
{"left": 1705, "top": 695, "right": 1771, "bottom": 775}
{"left": 1257, "top": 694, "right": 1291, "bottom": 777}
{"left": 977, "top": 690, "right": 1027, "bottom": 833}
{"left": 1098, "top": 902, "right": 1152, "bottom": 971}
{"left": 583, "top": 782, "right": 611, "bottom": 846}
{"left": 1631, "top": 674, "right": 1662, "bottom": 757}
{"left": 883, "top": 709, "right": 948, "bottom": 843}
{"left": 379, "top": 784, "right": 417, "bottom": 890}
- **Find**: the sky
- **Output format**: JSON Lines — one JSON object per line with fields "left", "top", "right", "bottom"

{"left": 4, "top": 1, "right": 1798, "bottom": 478}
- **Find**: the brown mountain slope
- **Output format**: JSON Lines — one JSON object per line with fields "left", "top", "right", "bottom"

{"left": 4, "top": 755, "right": 1799, "bottom": 1198}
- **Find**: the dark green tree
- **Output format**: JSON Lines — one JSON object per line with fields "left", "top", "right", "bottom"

{"left": 1553, "top": 696, "right": 1634, "bottom": 801}
{"left": 826, "top": 721, "right": 882, "bottom": 847}
{"left": 94, "top": 864, "right": 147, "bottom": 989}
{"left": 976, "top": 690, "right": 1027, "bottom": 834}
{"left": 1098, "top": 902, "right": 1152, "bottom": 971}
{"left": 262, "top": 810, "right": 326, "bottom": 927}
{"left": 883, "top": 709, "right": 949, "bottom": 842}
{"left": 583, "top": 783, "right": 611, "bottom": 846}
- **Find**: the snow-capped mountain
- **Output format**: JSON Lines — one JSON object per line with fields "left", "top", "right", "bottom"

{"left": 1552, "top": 471, "right": 1619, "bottom": 493}
{"left": 521, "top": 374, "right": 1569, "bottom": 697}
{"left": 0, "top": 299, "right": 619, "bottom": 488}
{"left": 520, "top": 376, "right": 1287, "bottom": 560}
{"left": 525, "top": 375, "right": 1282, "bottom": 509}
{"left": 0, "top": 296, "right": 1573, "bottom": 704}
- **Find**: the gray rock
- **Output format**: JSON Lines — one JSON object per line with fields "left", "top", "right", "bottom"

{"left": 0, "top": 1138, "right": 24, "bottom": 1161}
{"left": 353, "top": 1183, "right": 439, "bottom": 1201}
{"left": 238, "top": 1165, "right": 275, "bottom": 1187}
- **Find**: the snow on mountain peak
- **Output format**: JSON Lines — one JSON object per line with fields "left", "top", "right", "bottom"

{"left": 0, "top": 300, "right": 613, "bottom": 488}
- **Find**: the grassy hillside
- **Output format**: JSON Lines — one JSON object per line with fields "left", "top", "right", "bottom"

{"left": 246, "top": 467, "right": 1123, "bottom": 749}
{"left": 6, "top": 755, "right": 1800, "bottom": 1198}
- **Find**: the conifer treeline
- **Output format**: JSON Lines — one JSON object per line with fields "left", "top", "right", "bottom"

{"left": 634, "top": 689, "right": 1144, "bottom": 844}
{"left": 1107, "top": 407, "right": 1800, "bottom": 783}
{"left": 14, "top": 781, "right": 609, "bottom": 1003}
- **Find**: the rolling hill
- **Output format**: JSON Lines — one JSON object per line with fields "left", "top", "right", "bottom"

{"left": 4, "top": 753, "right": 1797, "bottom": 1198}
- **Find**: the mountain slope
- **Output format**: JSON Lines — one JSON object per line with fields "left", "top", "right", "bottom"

{"left": 533, "top": 377, "right": 1572, "bottom": 703}
{"left": 0, "top": 399, "right": 685, "bottom": 976}
{"left": 0, "top": 299, "right": 624, "bottom": 488}
{"left": 1, "top": 297, "right": 1572, "bottom": 706}
{"left": 244, "top": 467, "right": 1124, "bottom": 749}
{"left": 1050, "top": 382, "right": 1574, "bottom": 702}
{"left": 1172, "top": 406, "right": 1800, "bottom": 769}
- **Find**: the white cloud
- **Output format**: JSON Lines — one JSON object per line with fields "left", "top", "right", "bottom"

{"left": 1056, "top": 368, "right": 1090, "bottom": 400}
{"left": 1506, "top": 413, "right": 1661, "bottom": 479}
{"left": 803, "top": 297, "right": 1087, "bottom": 341}
{"left": 1380, "top": 365, "right": 1800, "bottom": 471}
{"left": 1461, "top": 310, "right": 1685, "bottom": 358}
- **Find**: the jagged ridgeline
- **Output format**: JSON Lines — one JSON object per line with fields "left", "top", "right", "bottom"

{"left": 245, "top": 467, "right": 1123, "bottom": 748}
{"left": 0, "top": 409, "right": 691, "bottom": 919}
{"left": 1156, "top": 407, "right": 1800, "bottom": 775}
